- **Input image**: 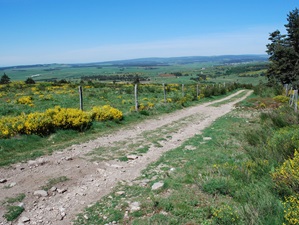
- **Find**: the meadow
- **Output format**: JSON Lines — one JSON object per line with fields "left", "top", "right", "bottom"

{"left": 1, "top": 59, "right": 267, "bottom": 85}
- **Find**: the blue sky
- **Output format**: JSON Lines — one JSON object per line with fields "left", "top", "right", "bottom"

{"left": 0, "top": 0, "right": 298, "bottom": 66}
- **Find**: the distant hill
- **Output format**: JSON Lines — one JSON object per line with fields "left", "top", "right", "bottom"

{"left": 0, "top": 54, "right": 268, "bottom": 70}
{"left": 99, "top": 55, "right": 268, "bottom": 66}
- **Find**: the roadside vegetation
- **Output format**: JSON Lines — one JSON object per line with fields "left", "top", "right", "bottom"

{"left": 0, "top": 80, "right": 250, "bottom": 166}
{"left": 73, "top": 84, "right": 299, "bottom": 225}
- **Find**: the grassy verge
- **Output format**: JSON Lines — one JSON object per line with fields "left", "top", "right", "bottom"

{"left": 0, "top": 89, "right": 243, "bottom": 167}
{"left": 74, "top": 105, "right": 285, "bottom": 225}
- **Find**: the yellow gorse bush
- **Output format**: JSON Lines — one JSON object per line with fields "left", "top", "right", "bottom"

{"left": 0, "top": 105, "right": 123, "bottom": 138}
{"left": 212, "top": 204, "right": 240, "bottom": 224}
{"left": 17, "top": 96, "right": 34, "bottom": 106}
{"left": 23, "top": 112, "right": 53, "bottom": 135}
{"left": 272, "top": 150, "right": 299, "bottom": 194}
{"left": 273, "top": 95, "right": 289, "bottom": 103}
{"left": 91, "top": 105, "right": 123, "bottom": 121}
{"left": 283, "top": 194, "right": 299, "bottom": 225}
{"left": 46, "top": 106, "right": 92, "bottom": 130}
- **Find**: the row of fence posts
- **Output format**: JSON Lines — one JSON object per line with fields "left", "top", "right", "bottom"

{"left": 78, "top": 82, "right": 227, "bottom": 112}
{"left": 284, "top": 84, "right": 298, "bottom": 112}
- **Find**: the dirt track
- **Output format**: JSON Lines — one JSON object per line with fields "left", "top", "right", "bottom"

{"left": 0, "top": 90, "right": 252, "bottom": 225}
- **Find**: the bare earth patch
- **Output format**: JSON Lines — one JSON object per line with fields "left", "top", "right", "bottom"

{"left": 0, "top": 90, "right": 252, "bottom": 225}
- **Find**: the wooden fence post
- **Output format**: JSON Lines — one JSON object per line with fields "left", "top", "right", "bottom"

{"left": 294, "top": 90, "right": 298, "bottom": 113}
{"left": 182, "top": 84, "right": 184, "bottom": 97}
{"left": 290, "top": 87, "right": 294, "bottom": 106}
{"left": 134, "top": 83, "right": 139, "bottom": 111}
{"left": 196, "top": 83, "right": 199, "bottom": 98}
{"left": 163, "top": 83, "right": 167, "bottom": 103}
{"left": 79, "top": 86, "right": 83, "bottom": 111}
{"left": 284, "top": 84, "right": 289, "bottom": 96}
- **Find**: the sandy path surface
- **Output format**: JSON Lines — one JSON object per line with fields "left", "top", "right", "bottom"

{"left": 0, "top": 90, "right": 252, "bottom": 225}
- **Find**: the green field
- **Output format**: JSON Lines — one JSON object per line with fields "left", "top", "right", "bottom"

{"left": 0, "top": 55, "right": 268, "bottom": 85}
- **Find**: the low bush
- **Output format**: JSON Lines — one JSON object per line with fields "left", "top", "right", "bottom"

{"left": 272, "top": 150, "right": 299, "bottom": 196}
{"left": 0, "top": 105, "right": 123, "bottom": 138}
{"left": 91, "top": 105, "right": 123, "bottom": 121}
{"left": 283, "top": 194, "right": 299, "bottom": 225}
{"left": 268, "top": 126, "right": 299, "bottom": 163}
{"left": 273, "top": 95, "right": 289, "bottom": 103}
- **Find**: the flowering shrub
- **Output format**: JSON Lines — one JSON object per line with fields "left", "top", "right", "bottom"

{"left": 17, "top": 96, "right": 34, "bottom": 107}
{"left": 272, "top": 150, "right": 299, "bottom": 195}
{"left": 46, "top": 106, "right": 92, "bottom": 130}
{"left": 212, "top": 204, "right": 241, "bottom": 224}
{"left": 197, "top": 93, "right": 205, "bottom": 100}
{"left": 0, "top": 105, "right": 123, "bottom": 138}
{"left": 273, "top": 95, "right": 289, "bottom": 103}
{"left": 23, "top": 112, "right": 53, "bottom": 135}
{"left": 0, "top": 116, "right": 24, "bottom": 138}
{"left": 283, "top": 194, "right": 299, "bottom": 225}
{"left": 92, "top": 105, "right": 123, "bottom": 121}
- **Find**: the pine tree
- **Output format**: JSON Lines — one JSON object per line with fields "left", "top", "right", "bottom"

{"left": 266, "top": 8, "right": 299, "bottom": 88}
{"left": 0, "top": 73, "right": 10, "bottom": 84}
{"left": 25, "top": 77, "right": 36, "bottom": 84}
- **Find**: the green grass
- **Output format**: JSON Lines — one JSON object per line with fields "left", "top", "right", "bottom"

{"left": 2, "top": 193, "right": 26, "bottom": 222}
{"left": 73, "top": 105, "right": 285, "bottom": 225}
{"left": 3, "top": 206, "right": 24, "bottom": 221}
{"left": 3, "top": 193, "right": 25, "bottom": 204}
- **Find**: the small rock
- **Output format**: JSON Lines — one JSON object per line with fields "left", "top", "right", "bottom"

{"left": 160, "top": 211, "right": 168, "bottom": 215}
{"left": 185, "top": 145, "right": 196, "bottom": 151}
{"left": 83, "top": 215, "right": 89, "bottom": 220}
{"left": 9, "top": 182, "right": 17, "bottom": 187}
{"left": 124, "top": 210, "right": 129, "bottom": 219}
{"left": 20, "top": 216, "right": 30, "bottom": 222}
{"left": 127, "top": 155, "right": 138, "bottom": 160}
{"left": 57, "top": 188, "right": 67, "bottom": 194}
{"left": 33, "top": 190, "right": 48, "bottom": 197}
{"left": 18, "top": 202, "right": 25, "bottom": 208}
{"left": 65, "top": 157, "right": 73, "bottom": 161}
{"left": 129, "top": 202, "right": 140, "bottom": 212}
{"left": 0, "top": 179, "right": 7, "bottom": 183}
{"left": 28, "top": 160, "right": 37, "bottom": 167}
{"left": 50, "top": 186, "right": 57, "bottom": 192}
{"left": 60, "top": 212, "right": 66, "bottom": 219}
{"left": 203, "top": 137, "right": 212, "bottom": 141}
{"left": 151, "top": 181, "right": 164, "bottom": 190}
{"left": 115, "top": 191, "right": 125, "bottom": 196}
{"left": 36, "top": 158, "right": 47, "bottom": 165}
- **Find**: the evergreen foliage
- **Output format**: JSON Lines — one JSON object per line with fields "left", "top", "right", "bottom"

{"left": 25, "top": 77, "right": 36, "bottom": 84}
{"left": 0, "top": 73, "right": 10, "bottom": 84}
{"left": 266, "top": 8, "right": 299, "bottom": 87}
